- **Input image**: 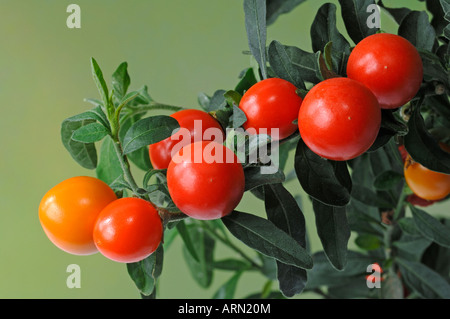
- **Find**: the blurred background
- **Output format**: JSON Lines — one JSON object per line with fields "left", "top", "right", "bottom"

{"left": 0, "top": 0, "right": 433, "bottom": 299}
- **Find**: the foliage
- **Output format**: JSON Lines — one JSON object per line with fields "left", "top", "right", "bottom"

{"left": 59, "top": 0, "right": 450, "bottom": 299}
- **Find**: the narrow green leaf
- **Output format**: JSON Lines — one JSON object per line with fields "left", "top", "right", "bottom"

{"left": 65, "top": 105, "right": 109, "bottom": 129}
{"left": 266, "top": 0, "right": 306, "bottom": 25}
{"left": 176, "top": 220, "right": 200, "bottom": 262}
{"left": 244, "top": 0, "right": 268, "bottom": 79}
{"left": 312, "top": 199, "right": 350, "bottom": 270}
{"left": 182, "top": 223, "right": 215, "bottom": 288}
{"left": 338, "top": 0, "right": 379, "bottom": 44}
{"left": 264, "top": 183, "right": 308, "bottom": 297}
{"left": 213, "top": 271, "right": 243, "bottom": 299}
{"left": 90, "top": 57, "right": 110, "bottom": 107}
{"left": 61, "top": 119, "right": 97, "bottom": 169}
{"left": 410, "top": 205, "right": 450, "bottom": 248}
{"left": 268, "top": 40, "right": 306, "bottom": 89}
{"left": 222, "top": 211, "right": 313, "bottom": 269}
{"left": 71, "top": 122, "right": 109, "bottom": 143}
{"left": 122, "top": 115, "right": 180, "bottom": 155}
{"left": 397, "top": 257, "right": 450, "bottom": 299}
{"left": 213, "top": 258, "right": 252, "bottom": 271}
{"left": 294, "top": 139, "right": 352, "bottom": 207}
{"left": 244, "top": 166, "right": 285, "bottom": 191}
{"left": 398, "top": 10, "right": 436, "bottom": 52}
{"left": 112, "top": 62, "right": 130, "bottom": 101}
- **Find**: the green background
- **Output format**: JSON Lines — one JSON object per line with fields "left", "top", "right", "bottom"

{"left": 0, "top": 0, "right": 438, "bottom": 299}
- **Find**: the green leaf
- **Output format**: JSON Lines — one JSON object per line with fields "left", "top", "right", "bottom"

{"left": 244, "top": 0, "right": 268, "bottom": 79}
{"left": 61, "top": 118, "right": 97, "bottom": 169}
{"left": 128, "top": 85, "right": 154, "bottom": 106}
{"left": 338, "top": 0, "right": 379, "bottom": 44}
{"left": 108, "top": 174, "right": 132, "bottom": 192}
{"left": 312, "top": 199, "right": 351, "bottom": 270}
{"left": 213, "top": 258, "right": 252, "bottom": 271}
{"left": 212, "top": 271, "right": 243, "bottom": 299}
{"left": 90, "top": 58, "right": 110, "bottom": 108}
{"left": 419, "top": 50, "right": 448, "bottom": 84}
{"left": 404, "top": 100, "right": 450, "bottom": 174}
{"left": 122, "top": 115, "right": 180, "bottom": 155}
{"left": 310, "top": 3, "right": 351, "bottom": 75}
{"left": 65, "top": 105, "right": 109, "bottom": 129}
{"left": 351, "top": 184, "right": 394, "bottom": 208}
{"left": 267, "top": 40, "right": 306, "bottom": 89}
{"left": 206, "top": 89, "right": 227, "bottom": 112}
{"left": 234, "top": 68, "right": 258, "bottom": 95}
{"left": 224, "top": 90, "right": 242, "bottom": 107}
{"left": 71, "top": 122, "right": 109, "bottom": 143}
{"left": 355, "top": 233, "right": 382, "bottom": 251}
{"left": 373, "top": 170, "right": 404, "bottom": 190}
{"left": 182, "top": 222, "right": 215, "bottom": 288}
{"left": 283, "top": 45, "right": 322, "bottom": 84}
{"left": 398, "top": 10, "right": 436, "bottom": 52}
{"left": 377, "top": 0, "right": 411, "bottom": 25}
{"left": 222, "top": 211, "right": 313, "bottom": 269}
{"left": 119, "top": 112, "right": 152, "bottom": 171}
{"left": 244, "top": 166, "right": 285, "bottom": 191}
{"left": 126, "top": 244, "right": 164, "bottom": 297}
{"left": 294, "top": 139, "right": 352, "bottom": 207}
{"left": 266, "top": 0, "right": 306, "bottom": 25}
{"left": 396, "top": 257, "right": 450, "bottom": 299}
{"left": 96, "top": 136, "right": 123, "bottom": 186}
{"left": 176, "top": 220, "right": 200, "bottom": 262}
{"left": 232, "top": 104, "right": 248, "bottom": 129}
{"left": 306, "top": 250, "right": 374, "bottom": 289}
{"left": 112, "top": 62, "right": 130, "bottom": 101}
{"left": 410, "top": 205, "right": 450, "bottom": 248}
{"left": 264, "top": 183, "right": 308, "bottom": 297}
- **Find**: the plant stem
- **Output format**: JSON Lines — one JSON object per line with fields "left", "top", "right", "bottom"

{"left": 393, "top": 183, "right": 408, "bottom": 221}
{"left": 110, "top": 137, "right": 142, "bottom": 197}
{"left": 200, "top": 221, "right": 262, "bottom": 270}
{"left": 132, "top": 102, "right": 185, "bottom": 113}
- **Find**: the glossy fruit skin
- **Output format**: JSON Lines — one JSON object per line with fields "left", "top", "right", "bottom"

{"left": 404, "top": 155, "right": 450, "bottom": 201}
{"left": 167, "top": 141, "right": 245, "bottom": 220}
{"left": 149, "top": 109, "right": 224, "bottom": 169}
{"left": 93, "top": 197, "right": 163, "bottom": 263}
{"left": 347, "top": 33, "right": 423, "bottom": 109}
{"left": 39, "top": 176, "right": 117, "bottom": 255}
{"left": 238, "top": 78, "right": 303, "bottom": 140}
{"left": 298, "top": 77, "right": 381, "bottom": 161}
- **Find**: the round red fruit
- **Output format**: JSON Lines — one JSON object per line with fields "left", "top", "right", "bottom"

{"left": 347, "top": 33, "right": 423, "bottom": 109}
{"left": 238, "top": 78, "right": 303, "bottom": 140}
{"left": 298, "top": 77, "right": 381, "bottom": 161}
{"left": 93, "top": 197, "right": 163, "bottom": 263}
{"left": 167, "top": 141, "right": 245, "bottom": 220}
{"left": 149, "top": 109, "right": 224, "bottom": 169}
